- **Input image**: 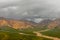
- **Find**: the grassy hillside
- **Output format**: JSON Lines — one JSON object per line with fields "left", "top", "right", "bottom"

{"left": 41, "top": 26, "right": 60, "bottom": 38}
{"left": 0, "top": 26, "right": 20, "bottom": 33}
{"left": 0, "top": 31, "right": 52, "bottom": 40}
{"left": 0, "top": 26, "right": 52, "bottom": 40}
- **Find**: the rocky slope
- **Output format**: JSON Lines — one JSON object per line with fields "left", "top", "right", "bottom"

{"left": 0, "top": 17, "right": 37, "bottom": 29}
{"left": 0, "top": 17, "right": 60, "bottom": 30}
{"left": 38, "top": 19, "right": 52, "bottom": 26}
{"left": 48, "top": 18, "right": 60, "bottom": 29}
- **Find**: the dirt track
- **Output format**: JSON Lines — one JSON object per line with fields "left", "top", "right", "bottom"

{"left": 33, "top": 29, "right": 60, "bottom": 40}
{"left": 19, "top": 29, "right": 60, "bottom": 40}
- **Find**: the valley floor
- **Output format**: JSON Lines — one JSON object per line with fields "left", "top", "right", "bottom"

{"left": 19, "top": 29, "right": 60, "bottom": 40}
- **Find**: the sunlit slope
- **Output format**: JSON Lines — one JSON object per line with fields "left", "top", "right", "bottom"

{"left": 0, "top": 17, "right": 36, "bottom": 29}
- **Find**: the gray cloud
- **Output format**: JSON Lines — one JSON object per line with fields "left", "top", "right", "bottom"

{"left": 0, "top": 0, "right": 60, "bottom": 19}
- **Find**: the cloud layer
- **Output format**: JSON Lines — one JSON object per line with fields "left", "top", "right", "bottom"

{"left": 0, "top": 0, "right": 60, "bottom": 19}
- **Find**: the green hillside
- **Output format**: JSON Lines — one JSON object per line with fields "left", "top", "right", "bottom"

{"left": 41, "top": 26, "right": 60, "bottom": 38}
{"left": 0, "top": 26, "right": 52, "bottom": 40}
{"left": 0, "top": 26, "right": 20, "bottom": 33}
{"left": 0, "top": 30, "right": 52, "bottom": 40}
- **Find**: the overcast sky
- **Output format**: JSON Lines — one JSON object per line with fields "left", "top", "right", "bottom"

{"left": 0, "top": 0, "right": 60, "bottom": 20}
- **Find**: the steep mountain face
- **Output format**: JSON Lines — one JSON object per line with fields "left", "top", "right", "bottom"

{"left": 1, "top": 17, "right": 60, "bottom": 30}
{"left": 0, "top": 17, "right": 36, "bottom": 29}
{"left": 48, "top": 18, "right": 60, "bottom": 29}
{"left": 0, "top": 19, "right": 9, "bottom": 27}
{"left": 36, "top": 18, "right": 60, "bottom": 29}
{"left": 8, "top": 20, "right": 36, "bottom": 29}
{"left": 37, "top": 19, "right": 52, "bottom": 28}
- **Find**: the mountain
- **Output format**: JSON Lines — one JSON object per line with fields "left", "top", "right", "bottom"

{"left": 0, "top": 17, "right": 37, "bottom": 29}
{"left": 37, "top": 18, "right": 60, "bottom": 29}
{"left": 1, "top": 17, "right": 60, "bottom": 30}
{"left": 0, "top": 17, "right": 52, "bottom": 31}
{"left": 41, "top": 20, "right": 60, "bottom": 38}
{"left": 36, "top": 19, "right": 52, "bottom": 30}
{"left": 37, "top": 18, "right": 60, "bottom": 38}
{"left": 48, "top": 18, "right": 60, "bottom": 29}
{"left": 38, "top": 19, "right": 52, "bottom": 26}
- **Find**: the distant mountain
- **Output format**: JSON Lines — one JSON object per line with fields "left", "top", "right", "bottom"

{"left": 48, "top": 18, "right": 60, "bottom": 29}
{"left": 36, "top": 19, "right": 52, "bottom": 29}
{"left": 0, "top": 17, "right": 37, "bottom": 29}
{"left": 0, "top": 17, "right": 54, "bottom": 31}
{"left": 38, "top": 19, "right": 52, "bottom": 26}
{"left": 37, "top": 18, "right": 60, "bottom": 29}
{"left": 1, "top": 17, "right": 60, "bottom": 31}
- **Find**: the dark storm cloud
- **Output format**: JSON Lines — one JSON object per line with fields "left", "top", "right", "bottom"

{"left": 0, "top": 0, "right": 60, "bottom": 19}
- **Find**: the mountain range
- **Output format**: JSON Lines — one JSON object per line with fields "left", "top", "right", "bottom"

{"left": 0, "top": 17, "right": 60, "bottom": 30}
{"left": 0, "top": 17, "right": 60, "bottom": 40}
{"left": 0, "top": 17, "right": 37, "bottom": 29}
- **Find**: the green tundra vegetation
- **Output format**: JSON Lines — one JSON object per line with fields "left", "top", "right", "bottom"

{"left": 0, "top": 31, "right": 52, "bottom": 40}
{"left": 41, "top": 26, "right": 60, "bottom": 38}
{"left": 0, "top": 26, "right": 52, "bottom": 40}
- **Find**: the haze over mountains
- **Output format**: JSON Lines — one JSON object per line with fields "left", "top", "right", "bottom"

{"left": 0, "top": 17, "right": 60, "bottom": 30}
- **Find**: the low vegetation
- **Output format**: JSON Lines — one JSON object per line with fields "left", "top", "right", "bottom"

{"left": 41, "top": 26, "right": 60, "bottom": 38}
{"left": 0, "top": 26, "right": 52, "bottom": 40}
